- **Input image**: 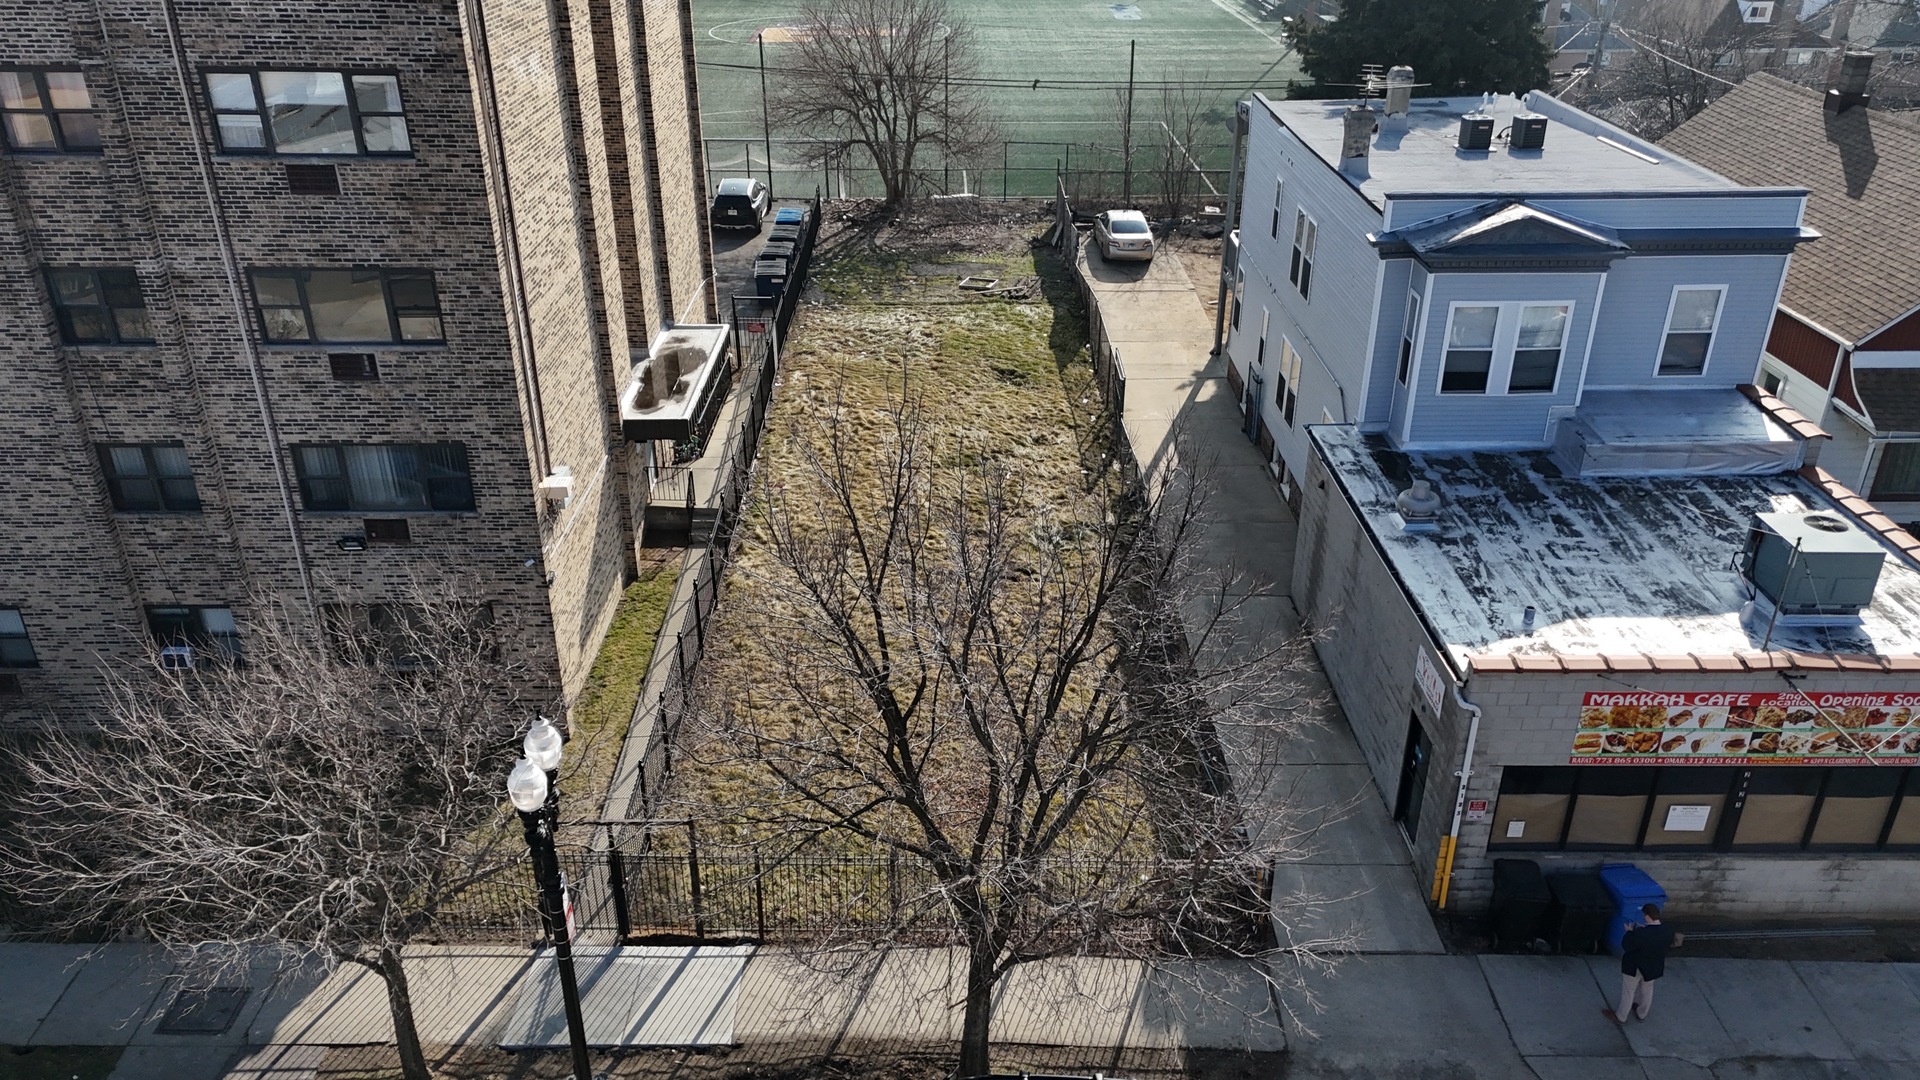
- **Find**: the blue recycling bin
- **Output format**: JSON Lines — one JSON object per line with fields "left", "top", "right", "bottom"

{"left": 1599, "top": 863, "right": 1667, "bottom": 955}
{"left": 773, "top": 206, "right": 807, "bottom": 225}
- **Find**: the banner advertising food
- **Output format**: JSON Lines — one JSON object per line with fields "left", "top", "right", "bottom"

{"left": 1570, "top": 691, "right": 1920, "bottom": 766}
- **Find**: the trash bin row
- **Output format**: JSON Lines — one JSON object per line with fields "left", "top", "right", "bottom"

{"left": 1490, "top": 859, "right": 1666, "bottom": 955}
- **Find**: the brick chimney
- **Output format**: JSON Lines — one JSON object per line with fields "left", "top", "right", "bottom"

{"left": 1825, "top": 49, "right": 1873, "bottom": 113}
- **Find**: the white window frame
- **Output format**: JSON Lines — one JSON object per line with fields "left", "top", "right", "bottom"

{"left": 1290, "top": 210, "right": 1317, "bottom": 300}
{"left": 1276, "top": 337, "right": 1303, "bottom": 425}
{"left": 1397, "top": 291, "right": 1422, "bottom": 385}
{"left": 1256, "top": 307, "right": 1269, "bottom": 369}
{"left": 1437, "top": 300, "right": 1577, "bottom": 396}
{"left": 1654, "top": 285, "right": 1727, "bottom": 378}
{"left": 1270, "top": 179, "right": 1284, "bottom": 239}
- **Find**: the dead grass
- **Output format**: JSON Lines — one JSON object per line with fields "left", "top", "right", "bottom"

{"left": 658, "top": 218, "right": 1153, "bottom": 855}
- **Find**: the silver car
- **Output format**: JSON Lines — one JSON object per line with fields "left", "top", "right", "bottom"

{"left": 1094, "top": 209, "right": 1155, "bottom": 262}
{"left": 711, "top": 177, "right": 770, "bottom": 231}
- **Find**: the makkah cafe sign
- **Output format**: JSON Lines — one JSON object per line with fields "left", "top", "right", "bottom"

{"left": 1569, "top": 691, "right": 1920, "bottom": 766}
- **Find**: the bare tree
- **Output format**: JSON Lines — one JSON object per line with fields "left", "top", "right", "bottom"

{"left": 683, "top": 384, "right": 1341, "bottom": 1075}
{"left": 1146, "top": 74, "right": 1219, "bottom": 221}
{"left": 774, "top": 0, "right": 995, "bottom": 208}
{"left": 0, "top": 582, "right": 555, "bottom": 1080}
{"left": 1587, "top": 15, "right": 1779, "bottom": 139}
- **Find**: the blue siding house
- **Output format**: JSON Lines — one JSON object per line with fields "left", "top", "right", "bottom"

{"left": 1223, "top": 85, "right": 1817, "bottom": 497}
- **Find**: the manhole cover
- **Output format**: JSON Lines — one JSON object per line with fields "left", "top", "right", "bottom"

{"left": 157, "top": 987, "right": 250, "bottom": 1034}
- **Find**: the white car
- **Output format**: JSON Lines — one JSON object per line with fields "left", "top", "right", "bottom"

{"left": 1094, "top": 209, "right": 1155, "bottom": 262}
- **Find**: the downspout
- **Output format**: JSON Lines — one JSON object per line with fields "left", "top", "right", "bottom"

{"left": 158, "top": 0, "right": 316, "bottom": 616}
{"left": 1432, "top": 677, "right": 1484, "bottom": 910}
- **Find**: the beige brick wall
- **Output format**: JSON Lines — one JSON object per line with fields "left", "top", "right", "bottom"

{"left": 0, "top": 0, "right": 711, "bottom": 724}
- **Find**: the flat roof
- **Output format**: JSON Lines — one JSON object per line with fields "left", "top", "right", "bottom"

{"left": 1258, "top": 91, "right": 1755, "bottom": 207}
{"left": 1311, "top": 424, "right": 1920, "bottom": 673}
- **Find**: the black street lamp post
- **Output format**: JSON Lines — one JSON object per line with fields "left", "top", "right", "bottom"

{"left": 508, "top": 717, "right": 595, "bottom": 1080}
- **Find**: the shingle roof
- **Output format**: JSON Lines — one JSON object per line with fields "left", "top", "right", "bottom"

{"left": 1660, "top": 73, "right": 1920, "bottom": 343}
{"left": 1855, "top": 368, "right": 1920, "bottom": 433}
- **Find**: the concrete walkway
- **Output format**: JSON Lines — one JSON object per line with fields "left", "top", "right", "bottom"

{"left": 12, "top": 942, "right": 1920, "bottom": 1078}
{"left": 1074, "top": 235, "right": 1441, "bottom": 956}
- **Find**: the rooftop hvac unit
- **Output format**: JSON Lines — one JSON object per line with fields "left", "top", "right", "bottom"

{"left": 1740, "top": 510, "right": 1886, "bottom": 618}
{"left": 1510, "top": 113, "right": 1548, "bottom": 150}
{"left": 1458, "top": 114, "right": 1494, "bottom": 151}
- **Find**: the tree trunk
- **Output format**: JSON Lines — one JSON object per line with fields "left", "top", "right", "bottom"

{"left": 376, "top": 946, "right": 433, "bottom": 1080}
{"left": 956, "top": 939, "right": 997, "bottom": 1077}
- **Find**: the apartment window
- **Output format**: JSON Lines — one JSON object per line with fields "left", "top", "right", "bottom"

{"left": 1269, "top": 180, "right": 1284, "bottom": 239}
{"left": 1439, "top": 302, "right": 1573, "bottom": 395}
{"left": 250, "top": 268, "right": 442, "bottom": 344}
{"left": 98, "top": 443, "right": 202, "bottom": 513}
{"left": 293, "top": 443, "right": 474, "bottom": 512}
{"left": 1231, "top": 269, "right": 1245, "bottom": 331}
{"left": 205, "top": 70, "right": 410, "bottom": 155}
{"left": 0, "top": 609, "right": 39, "bottom": 669}
{"left": 1441, "top": 305, "right": 1499, "bottom": 393}
{"left": 1508, "top": 304, "right": 1570, "bottom": 393}
{"left": 1, "top": 69, "right": 101, "bottom": 153}
{"left": 1760, "top": 369, "right": 1784, "bottom": 395}
{"left": 1289, "top": 211, "right": 1316, "bottom": 299}
{"left": 1255, "top": 308, "right": 1268, "bottom": 368}
{"left": 147, "top": 605, "right": 242, "bottom": 664}
{"left": 1870, "top": 443, "right": 1920, "bottom": 501}
{"left": 1658, "top": 286, "right": 1725, "bottom": 376}
{"left": 1275, "top": 338, "right": 1302, "bottom": 426}
{"left": 1491, "top": 765, "right": 1920, "bottom": 853}
{"left": 1397, "top": 292, "right": 1421, "bottom": 385}
{"left": 46, "top": 267, "right": 154, "bottom": 345}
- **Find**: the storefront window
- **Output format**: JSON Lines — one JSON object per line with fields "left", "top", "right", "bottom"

{"left": 1490, "top": 765, "right": 1919, "bottom": 853}
{"left": 1489, "top": 766, "right": 1574, "bottom": 849}
{"left": 1809, "top": 769, "right": 1901, "bottom": 849}
{"left": 1643, "top": 768, "right": 1735, "bottom": 848}
{"left": 1564, "top": 768, "right": 1655, "bottom": 849}
{"left": 1731, "top": 770, "right": 1822, "bottom": 848}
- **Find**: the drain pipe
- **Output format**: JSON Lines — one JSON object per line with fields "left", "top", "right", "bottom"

{"left": 1432, "top": 678, "right": 1484, "bottom": 910}
{"left": 1210, "top": 99, "right": 1249, "bottom": 358}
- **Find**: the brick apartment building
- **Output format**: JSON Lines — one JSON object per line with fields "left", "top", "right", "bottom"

{"left": 0, "top": 0, "right": 716, "bottom": 725}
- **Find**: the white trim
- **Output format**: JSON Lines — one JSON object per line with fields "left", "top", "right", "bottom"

{"left": 1776, "top": 303, "right": 1854, "bottom": 349}
{"left": 1850, "top": 350, "right": 1920, "bottom": 369}
{"left": 1437, "top": 299, "right": 1579, "bottom": 397}
{"left": 1356, "top": 258, "right": 1387, "bottom": 424}
{"left": 1653, "top": 284, "right": 1728, "bottom": 379}
{"left": 1856, "top": 298, "right": 1920, "bottom": 349}
{"left": 1574, "top": 273, "right": 1606, "bottom": 407}
{"left": 1401, "top": 276, "right": 1433, "bottom": 446}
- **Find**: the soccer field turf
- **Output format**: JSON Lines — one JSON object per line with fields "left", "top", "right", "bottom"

{"left": 691, "top": 0, "right": 1304, "bottom": 195}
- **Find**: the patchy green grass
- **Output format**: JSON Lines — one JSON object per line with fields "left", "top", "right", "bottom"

{"left": 562, "top": 558, "right": 679, "bottom": 833}
{"left": 1, "top": 1046, "right": 124, "bottom": 1080}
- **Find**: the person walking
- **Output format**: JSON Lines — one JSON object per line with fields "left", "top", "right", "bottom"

{"left": 1603, "top": 903, "right": 1682, "bottom": 1023}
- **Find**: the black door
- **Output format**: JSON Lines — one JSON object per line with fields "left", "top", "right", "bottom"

{"left": 1394, "top": 714, "right": 1433, "bottom": 840}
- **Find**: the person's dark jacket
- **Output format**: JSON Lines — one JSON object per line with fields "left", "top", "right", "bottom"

{"left": 1620, "top": 922, "right": 1678, "bottom": 979}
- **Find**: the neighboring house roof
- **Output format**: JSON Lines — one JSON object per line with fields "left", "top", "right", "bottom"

{"left": 1661, "top": 72, "right": 1920, "bottom": 343}
{"left": 1803, "top": 0, "right": 1920, "bottom": 49}
{"left": 1854, "top": 368, "right": 1920, "bottom": 432}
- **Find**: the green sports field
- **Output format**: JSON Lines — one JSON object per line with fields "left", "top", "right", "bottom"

{"left": 690, "top": 0, "right": 1304, "bottom": 197}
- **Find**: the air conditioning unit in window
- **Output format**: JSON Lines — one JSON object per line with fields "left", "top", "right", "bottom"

{"left": 159, "top": 645, "right": 197, "bottom": 671}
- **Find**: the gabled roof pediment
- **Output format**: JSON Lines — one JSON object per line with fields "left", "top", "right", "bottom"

{"left": 1371, "top": 200, "right": 1630, "bottom": 269}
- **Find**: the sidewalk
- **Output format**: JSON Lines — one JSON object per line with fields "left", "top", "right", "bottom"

{"left": 10, "top": 941, "right": 1920, "bottom": 1078}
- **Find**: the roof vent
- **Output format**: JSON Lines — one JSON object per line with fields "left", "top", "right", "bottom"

{"left": 1395, "top": 478, "right": 1443, "bottom": 531}
{"left": 1384, "top": 65, "right": 1415, "bottom": 117}
{"left": 1458, "top": 113, "right": 1494, "bottom": 152}
{"left": 1740, "top": 509, "right": 1886, "bottom": 619}
{"left": 1510, "top": 113, "right": 1548, "bottom": 151}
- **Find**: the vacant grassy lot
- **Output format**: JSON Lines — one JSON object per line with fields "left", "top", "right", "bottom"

{"left": 660, "top": 211, "right": 1152, "bottom": 857}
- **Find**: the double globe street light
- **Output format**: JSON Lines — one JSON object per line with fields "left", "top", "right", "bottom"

{"left": 507, "top": 717, "right": 595, "bottom": 1080}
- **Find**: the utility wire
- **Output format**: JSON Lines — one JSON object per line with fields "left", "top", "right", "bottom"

{"left": 1610, "top": 26, "right": 1743, "bottom": 87}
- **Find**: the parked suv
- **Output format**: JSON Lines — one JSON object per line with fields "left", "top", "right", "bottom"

{"left": 711, "top": 178, "right": 770, "bottom": 231}
{"left": 1093, "top": 209, "right": 1155, "bottom": 262}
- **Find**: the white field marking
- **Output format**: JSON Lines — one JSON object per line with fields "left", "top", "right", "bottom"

{"left": 1203, "top": 0, "right": 1282, "bottom": 45}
